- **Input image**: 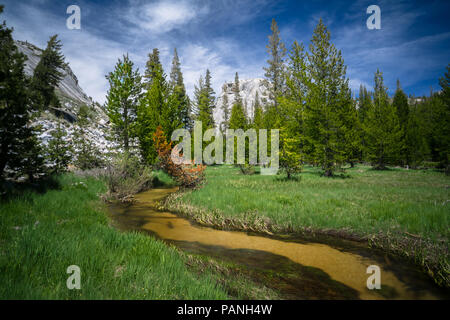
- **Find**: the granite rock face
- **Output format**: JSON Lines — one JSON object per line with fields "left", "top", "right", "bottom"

{"left": 214, "top": 78, "right": 271, "bottom": 130}
{"left": 16, "top": 40, "right": 115, "bottom": 157}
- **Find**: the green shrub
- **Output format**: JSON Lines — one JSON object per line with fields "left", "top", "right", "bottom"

{"left": 104, "top": 153, "right": 153, "bottom": 202}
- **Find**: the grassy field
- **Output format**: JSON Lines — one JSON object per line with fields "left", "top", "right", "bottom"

{"left": 0, "top": 174, "right": 229, "bottom": 299}
{"left": 164, "top": 165, "right": 450, "bottom": 286}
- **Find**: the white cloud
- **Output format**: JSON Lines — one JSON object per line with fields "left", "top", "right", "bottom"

{"left": 176, "top": 40, "right": 265, "bottom": 99}
{"left": 349, "top": 78, "right": 372, "bottom": 93}
{"left": 178, "top": 44, "right": 232, "bottom": 97}
{"left": 126, "top": 0, "right": 208, "bottom": 33}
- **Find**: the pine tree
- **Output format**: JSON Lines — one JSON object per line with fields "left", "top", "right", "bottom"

{"left": 303, "top": 19, "right": 355, "bottom": 176}
{"left": 435, "top": 65, "right": 450, "bottom": 173}
{"left": 341, "top": 95, "right": 361, "bottom": 168}
{"left": 73, "top": 105, "right": 103, "bottom": 169}
{"left": 17, "top": 124, "right": 46, "bottom": 182}
{"left": 232, "top": 72, "right": 242, "bottom": 106}
{"left": 220, "top": 84, "right": 230, "bottom": 132}
{"left": 229, "top": 72, "right": 247, "bottom": 129}
{"left": 405, "top": 105, "right": 428, "bottom": 168}
{"left": 47, "top": 120, "right": 72, "bottom": 173}
{"left": 278, "top": 41, "right": 307, "bottom": 159}
{"left": 138, "top": 48, "right": 182, "bottom": 164}
{"left": 363, "top": 70, "right": 402, "bottom": 169}
{"left": 392, "top": 79, "right": 409, "bottom": 165}
{"left": 0, "top": 5, "right": 44, "bottom": 181}
{"left": 263, "top": 18, "right": 286, "bottom": 110}
{"left": 144, "top": 48, "right": 161, "bottom": 84}
{"left": 228, "top": 93, "right": 248, "bottom": 170}
{"left": 169, "top": 48, "right": 191, "bottom": 130}
{"left": 229, "top": 102, "right": 247, "bottom": 130}
{"left": 105, "top": 54, "right": 142, "bottom": 153}
{"left": 192, "top": 75, "right": 204, "bottom": 119}
{"left": 358, "top": 85, "right": 372, "bottom": 125}
{"left": 195, "top": 70, "right": 215, "bottom": 132}
{"left": 252, "top": 92, "right": 264, "bottom": 130}
{"left": 31, "top": 34, "right": 66, "bottom": 110}
{"left": 358, "top": 85, "right": 372, "bottom": 161}
{"left": 393, "top": 79, "right": 409, "bottom": 127}
{"left": 279, "top": 128, "right": 302, "bottom": 179}
{"left": 416, "top": 93, "right": 442, "bottom": 166}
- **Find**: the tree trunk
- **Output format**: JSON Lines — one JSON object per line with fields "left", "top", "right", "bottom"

{"left": 324, "top": 169, "right": 333, "bottom": 177}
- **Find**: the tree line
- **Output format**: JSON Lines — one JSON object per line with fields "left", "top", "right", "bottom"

{"left": 105, "top": 17, "right": 449, "bottom": 177}
{"left": 1, "top": 2, "right": 448, "bottom": 183}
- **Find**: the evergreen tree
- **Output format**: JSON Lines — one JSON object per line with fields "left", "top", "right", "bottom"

{"left": 144, "top": 48, "right": 161, "bottom": 84}
{"left": 263, "top": 18, "right": 286, "bottom": 110}
{"left": 169, "top": 48, "right": 191, "bottom": 130}
{"left": 228, "top": 92, "right": 248, "bottom": 169}
{"left": 279, "top": 128, "right": 302, "bottom": 179}
{"left": 220, "top": 84, "right": 230, "bottom": 132}
{"left": 358, "top": 85, "right": 372, "bottom": 125}
{"left": 73, "top": 105, "right": 103, "bottom": 169}
{"left": 363, "top": 70, "right": 402, "bottom": 169}
{"left": 17, "top": 124, "right": 46, "bottom": 182}
{"left": 393, "top": 79, "right": 409, "bottom": 127}
{"left": 252, "top": 92, "right": 264, "bottom": 130}
{"left": 47, "top": 120, "right": 72, "bottom": 173}
{"left": 358, "top": 85, "right": 372, "bottom": 161}
{"left": 229, "top": 102, "right": 247, "bottom": 130}
{"left": 195, "top": 70, "right": 215, "bottom": 132}
{"left": 341, "top": 95, "right": 361, "bottom": 167}
{"left": 192, "top": 75, "right": 204, "bottom": 119}
{"left": 303, "top": 19, "right": 355, "bottom": 176}
{"left": 138, "top": 48, "right": 181, "bottom": 164}
{"left": 232, "top": 72, "right": 242, "bottom": 106}
{"left": 405, "top": 105, "right": 428, "bottom": 168}
{"left": 278, "top": 41, "right": 307, "bottom": 159}
{"left": 435, "top": 65, "right": 450, "bottom": 173}
{"left": 105, "top": 54, "right": 142, "bottom": 153}
{"left": 31, "top": 34, "right": 66, "bottom": 110}
{"left": 392, "top": 79, "right": 409, "bottom": 165}
{"left": 229, "top": 72, "right": 247, "bottom": 129}
{"left": 0, "top": 5, "right": 44, "bottom": 180}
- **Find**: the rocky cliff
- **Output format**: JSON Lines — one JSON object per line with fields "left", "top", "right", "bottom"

{"left": 15, "top": 40, "right": 113, "bottom": 155}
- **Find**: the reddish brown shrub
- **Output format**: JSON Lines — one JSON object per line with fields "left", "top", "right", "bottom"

{"left": 153, "top": 126, "right": 206, "bottom": 188}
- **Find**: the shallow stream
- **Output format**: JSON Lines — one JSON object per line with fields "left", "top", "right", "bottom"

{"left": 108, "top": 187, "right": 448, "bottom": 300}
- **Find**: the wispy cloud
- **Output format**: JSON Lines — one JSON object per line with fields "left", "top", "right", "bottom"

{"left": 125, "top": 0, "right": 208, "bottom": 34}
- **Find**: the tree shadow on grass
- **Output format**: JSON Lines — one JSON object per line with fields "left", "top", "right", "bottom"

{"left": 0, "top": 175, "right": 61, "bottom": 201}
{"left": 274, "top": 175, "right": 302, "bottom": 182}
{"left": 326, "top": 172, "right": 352, "bottom": 179}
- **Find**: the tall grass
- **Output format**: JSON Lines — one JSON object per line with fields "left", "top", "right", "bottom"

{"left": 0, "top": 174, "right": 227, "bottom": 299}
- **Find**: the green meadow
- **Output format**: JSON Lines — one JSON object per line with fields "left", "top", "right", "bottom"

{"left": 165, "top": 165, "right": 450, "bottom": 285}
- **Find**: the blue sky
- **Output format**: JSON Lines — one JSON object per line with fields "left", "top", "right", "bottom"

{"left": 2, "top": 0, "right": 450, "bottom": 104}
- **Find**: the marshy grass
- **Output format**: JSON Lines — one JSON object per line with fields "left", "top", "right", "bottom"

{"left": 0, "top": 174, "right": 227, "bottom": 299}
